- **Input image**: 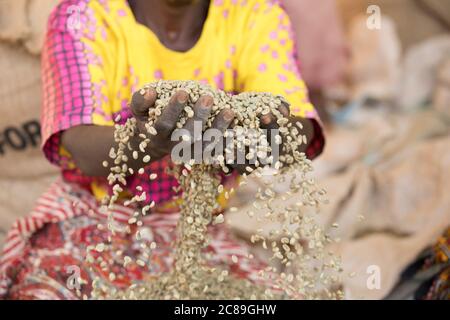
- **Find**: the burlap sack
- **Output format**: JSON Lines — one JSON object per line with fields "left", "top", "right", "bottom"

{"left": 0, "top": 43, "right": 57, "bottom": 178}
{"left": 433, "top": 58, "right": 450, "bottom": 118}
{"left": 0, "top": 0, "right": 59, "bottom": 55}
{"left": 228, "top": 110, "right": 450, "bottom": 299}
{"left": 337, "top": 0, "right": 450, "bottom": 51}
{"left": 396, "top": 36, "right": 450, "bottom": 110}
{"left": 348, "top": 15, "right": 402, "bottom": 101}
{"left": 0, "top": 44, "right": 58, "bottom": 247}
{"left": 0, "top": 0, "right": 60, "bottom": 247}
{"left": 282, "top": 0, "right": 348, "bottom": 90}
{"left": 0, "top": 0, "right": 29, "bottom": 43}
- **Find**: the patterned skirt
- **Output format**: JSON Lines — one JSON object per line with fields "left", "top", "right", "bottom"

{"left": 0, "top": 179, "right": 267, "bottom": 299}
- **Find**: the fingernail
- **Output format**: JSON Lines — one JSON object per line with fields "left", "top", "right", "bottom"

{"left": 280, "top": 104, "right": 290, "bottom": 116}
{"left": 223, "top": 110, "right": 234, "bottom": 121}
{"left": 261, "top": 115, "right": 271, "bottom": 125}
{"left": 177, "top": 91, "right": 189, "bottom": 103}
{"left": 200, "top": 95, "right": 213, "bottom": 107}
{"left": 144, "top": 88, "right": 156, "bottom": 100}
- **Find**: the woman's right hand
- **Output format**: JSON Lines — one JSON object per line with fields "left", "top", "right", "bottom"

{"left": 130, "top": 87, "right": 235, "bottom": 163}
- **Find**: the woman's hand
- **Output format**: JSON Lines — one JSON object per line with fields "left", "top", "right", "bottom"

{"left": 129, "top": 87, "right": 313, "bottom": 174}
{"left": 130, "top": 87, "right": 235, "bottom": 162}
{"left": 228, "top": 101, "right": 314, "bottom": 174}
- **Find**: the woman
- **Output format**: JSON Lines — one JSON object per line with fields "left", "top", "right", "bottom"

{"left": 0, "top": 0, "right": 324, "bottom": 299}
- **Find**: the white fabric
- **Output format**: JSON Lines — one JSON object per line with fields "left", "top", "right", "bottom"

{"left": 227, "top": 109, "right": 450, "bottom": 299}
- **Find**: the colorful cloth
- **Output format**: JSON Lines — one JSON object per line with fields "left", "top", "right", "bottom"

{"left": 421, "top": 228, "right": 450, "bottom": 300}
{"left": 0, "top": 180, "right": 268, "bottom": 299}
{"left": 0, "top": 0, "right": 325, "bottom": 299}
{"left": 41, "top": 0, "right": 324, "bottom": 205}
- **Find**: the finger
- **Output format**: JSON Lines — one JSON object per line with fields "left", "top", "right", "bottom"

{"left": 259, "top": 101, "right": 290, "bottom": 130}
{"left": 131, "top": 87, "right": 157, "bottom": 120}
{"left": 154, "top": 90, "right": 189, "bottom": 138}
{"left": 211, "top": 109, "right": 235, "bottom": 133}
{"left": 183, "top": 95, "right": 213, "bottom": 142}
{"left": 259, "top": 113, "right": 280, "bottom": 159}
{"left": 260, "top": 113, "right": 278, "bottom": 130}
{"left": 279, "top": 101, "right": 290, "bottom": 117}
{"left": 202, "top": 109, "right": 235, "bottom": 162}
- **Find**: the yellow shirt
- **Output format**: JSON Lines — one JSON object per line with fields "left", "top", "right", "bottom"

{"left": 41, "top": 0, "right": 323, "bottom": 206}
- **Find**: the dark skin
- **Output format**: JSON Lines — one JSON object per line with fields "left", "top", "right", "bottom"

{"left": 62, "top": 0, "right": 314, "bottom": 177}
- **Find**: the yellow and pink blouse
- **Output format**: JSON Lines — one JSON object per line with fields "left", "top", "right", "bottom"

{"left": 41, "top": 0, "right": 324, "bottom": 207}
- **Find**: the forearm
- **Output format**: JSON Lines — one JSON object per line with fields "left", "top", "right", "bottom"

{"left": 60, "top": 116, "right": 314, "bottom": 177}
{"left": 61, "top": 125, "right": 150, "bottom": 177}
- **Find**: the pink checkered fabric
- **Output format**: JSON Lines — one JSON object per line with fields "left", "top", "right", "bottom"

{"left": 40, "top": 1, "right": 182, "bottom": 204}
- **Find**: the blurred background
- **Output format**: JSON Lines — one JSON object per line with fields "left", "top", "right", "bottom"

{"left": 0, "top": 0, "right": 449, "bottom": 299}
